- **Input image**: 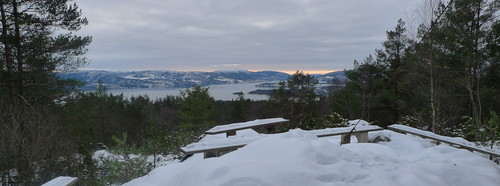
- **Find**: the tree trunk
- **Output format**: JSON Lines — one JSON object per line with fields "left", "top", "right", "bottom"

{"left": 429, "top": 24, "right": 440, "bottom": 134}
{"left": 12, "top": 0, "right": 24, "bottom": 97}
{"left": 0, "top": 4, "right": 14, "bottom": 96}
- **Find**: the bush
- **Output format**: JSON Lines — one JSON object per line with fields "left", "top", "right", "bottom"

{"left": 96, "top": 133, "right": 152, "bottom": 185}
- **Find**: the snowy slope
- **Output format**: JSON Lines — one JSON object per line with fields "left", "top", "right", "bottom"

{"left": 124, "top": 129, "right": 500, "bottom": 186}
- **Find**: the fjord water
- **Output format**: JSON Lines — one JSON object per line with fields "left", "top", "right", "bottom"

{"left": 108, "top": 82, "right": 271, "bottom": 101}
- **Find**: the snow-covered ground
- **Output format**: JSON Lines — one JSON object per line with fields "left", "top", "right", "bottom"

{"left": 124, "top": 127, "right": 500, "bottom": 186}
{"left": 93, "top": 149, "right": 178, "bottom": 168}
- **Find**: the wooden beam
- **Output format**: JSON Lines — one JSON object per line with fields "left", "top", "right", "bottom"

{"left": 206, "top": 118, "right": 288, "bottom": 135}
{"left": 388, "top": 125, "right": 500, "bottom": 158}
{"left": 316, "top": 127, "right": 383, "bottom": 138}
{"left": 182, "top": 143, "right": 247, "bottom": 155}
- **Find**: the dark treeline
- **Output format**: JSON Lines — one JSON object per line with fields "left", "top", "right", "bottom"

{"left": 0, "top": 0, "right": 499, "bottom": 185}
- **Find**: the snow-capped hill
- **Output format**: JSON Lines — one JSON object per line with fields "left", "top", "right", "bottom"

{"left": 315, "top": 71, "right": 347, "bottom": 84}
{"left": 60, "top": 70, "right": 291, "bottom": 90}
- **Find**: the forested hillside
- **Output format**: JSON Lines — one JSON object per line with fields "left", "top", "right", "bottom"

{"left": 0, "top": 0, "right": 498, "bottom": 185}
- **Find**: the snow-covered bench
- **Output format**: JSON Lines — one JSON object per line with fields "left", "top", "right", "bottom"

{"left": 312, "top": 125, "right": 384, "bottom": 144}
{"left": 42, "top": 176, "right": 78, "bottom": 186}
{"left": 183, "top": 125, "right": 383, "bottom": 159}
{"left": 181, "top": 134, "right": 264, "bottom": 159}
{"left": 182, "top": 142, "right": 249, "bottom": 159}
{"left": 388, "top": 124, "right": 500, "bottom": 159}
{"left": 205, "top": 118, "right": 288, "bottom": 137}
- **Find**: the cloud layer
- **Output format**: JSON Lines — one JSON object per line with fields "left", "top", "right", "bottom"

{"left": 77, "top": 0, "right": 417, "bottom": 72}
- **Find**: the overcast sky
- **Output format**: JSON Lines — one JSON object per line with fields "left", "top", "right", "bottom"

{"left": 76, "top": 0, "right": 419, "bottom": 74}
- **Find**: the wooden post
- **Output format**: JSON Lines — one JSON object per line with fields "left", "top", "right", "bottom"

{"left": 226, "top": 130, "right": 236, "bottom": 137}
{"left": 341, "top": 134, "right": 351, "bottom": 144}
{"left": 264, "top": 125, "right": 276, "bottom": 134}
{"left": 354, "top": 132, "right": 369, "bottom": 143}
{"left": 204, "top": 151, "right": 218, "bottom": 159}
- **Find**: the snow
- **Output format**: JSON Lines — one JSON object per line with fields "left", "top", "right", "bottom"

{"left": 206, "top": 118, "right": 288, "bottom": 134}
{"left": 183, "top": 126, "right": 382, "bottom": 153}
{"left": 310, "top": 125, "right": 382, "bottom": 137}
{"left": 93, "top": 149, "right": 177, "bottom": 167}
{"left": 389, "top": 124, "right": 500, "bottom": 158}
{"left": 182, "top": 130, "right": 265, "bottom": 153}
{"left": 125, "top": 129, "right": 500, "bottom": 186}
{"left": 348, "top": 119, "right": 370, "bottom": 126}
{"left": 41, "top": 176, "right": 77, "bottom": 186}
{"left": 389, "top": 124, "right": 474, "bottom": 146}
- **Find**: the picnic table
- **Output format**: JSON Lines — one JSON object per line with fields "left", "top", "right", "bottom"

{"left": 181, "top": 137, "right": 259, "bottom": 158}
{"left": 183, "top": 125, "right": 384, "bottom": 159}
{"left": 205, "top": 118, "right": 288, "bottom": 137}
{"left": 312, "top": 125, "right": 384, "bottom": 144}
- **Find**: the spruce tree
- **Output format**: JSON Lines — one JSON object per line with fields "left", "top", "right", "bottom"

{"left": 270, "top": 71, "right": 318, "bottom": 129}
{"left": 178, "top": 85, "right": 215, "bottom": 131}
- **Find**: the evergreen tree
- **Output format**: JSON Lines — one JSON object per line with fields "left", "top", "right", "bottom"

{"left": 334, "top": 20, "right": 412, "bottom": 126}
{"left": 0, "top": 1, "right": 90, "bottom": 184}
{"left": 178, "top": 85, "right": 215, "bottom": 131}
{"left": 376, "top": 19, "right": 412, "bottom": 123}
{"left": 0, "top": 0, "right": 91, "bottom": 103}
{"left": 270, "top": 71, "right": 318, "bottom": 129}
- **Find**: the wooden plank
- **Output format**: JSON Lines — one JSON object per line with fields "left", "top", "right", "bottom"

{"left": 182, "top": 143, "right": 247, "bottom": 155}
{"left": 388, "top": 125, "right": 500, "bottom": 158}
{"left": 316, "top": 127, "right": 383, "bottom": 138}
{"left": 206, "top": 118, "right": 288, "bottom": 134}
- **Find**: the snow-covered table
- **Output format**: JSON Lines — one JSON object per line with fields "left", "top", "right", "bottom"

{"left": 311, "top": 125, "right": 383, "bottom": 144}
{"left": 205, "top": 118, "right": 288, "bottom": 137}
{"left": 183, "top": 125, "right": 383, "bottom": 159}
{"left": 181, "top": 135, "right": 264, "bottom": 158}
{"left": 388, "top": 124, "right": 500, "bottom": 159}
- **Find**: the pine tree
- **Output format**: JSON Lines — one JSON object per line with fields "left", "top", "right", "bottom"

{"left": 0, "top": 0, "right": 91, "bottom": 103}
{"left": 178, "top": 85, "right": 215, "bottom": 131}
{"left": 376, "top": 19, "right": 412, "bottom": 123}
{"left": 270, "top": 71, "right": 318, "bottom": 129}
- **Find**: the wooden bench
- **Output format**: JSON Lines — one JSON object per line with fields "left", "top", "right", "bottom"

{"left": 388, "top": 124, "right": 500, "bottom": 159}
{"left": 182, "top": 125, "right": 383, "bottom": 159}
{"left": 182, "top": 143, "right": 249, "bottom": 159}
{"left": 205, "top": 118, "right": 288, "bottom": 137}
{"left": 181, "top": 136, "right": 262, "bottom": 159}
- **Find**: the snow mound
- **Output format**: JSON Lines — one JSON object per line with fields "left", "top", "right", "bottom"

{"left": 41, "top": 176, "right": 77, "bottom": 186}
{"left": 125, "top": 130, "right": 500, "bottom": 186}
{"left": 348, "top": 119, "right": 370, "bottom": 126}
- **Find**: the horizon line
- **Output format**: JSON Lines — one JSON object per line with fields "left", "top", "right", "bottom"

{"left": 77, "top": 68, "right": 345, "bottom": 75}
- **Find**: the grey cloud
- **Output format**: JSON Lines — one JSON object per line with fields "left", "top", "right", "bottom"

{"left": 76, "top": 0, "right": 418, "bottom": 72}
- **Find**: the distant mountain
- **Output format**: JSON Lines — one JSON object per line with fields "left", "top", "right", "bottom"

{"left": 59, "top": 70, "right": 292, "bottom": 90}
{"left": 315, "top": 71, "right": 347, "bottom": 84}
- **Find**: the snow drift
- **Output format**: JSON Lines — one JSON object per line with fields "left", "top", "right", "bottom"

{"left": 124, "top": 129, "right": 500, "bottom": 186}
